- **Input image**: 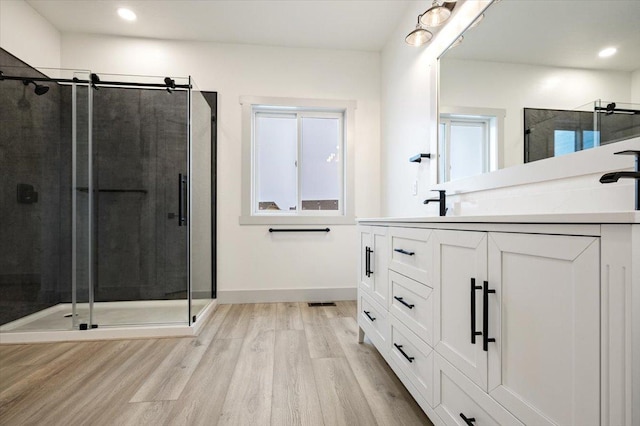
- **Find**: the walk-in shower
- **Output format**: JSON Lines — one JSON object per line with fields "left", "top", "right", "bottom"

{"left": 0, "top": 49, "right": 214, "bottom": 341}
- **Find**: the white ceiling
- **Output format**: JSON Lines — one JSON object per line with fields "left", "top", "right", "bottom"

{"left": 445, "top": 0, "right": 640, "bottom": 72}
{"left": 26, "top": 0, "right": 412, "bottom": 52}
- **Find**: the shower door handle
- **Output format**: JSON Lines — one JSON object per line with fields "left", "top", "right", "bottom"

{"left": 178, "top": 173, "right": 187, "bottom": 226}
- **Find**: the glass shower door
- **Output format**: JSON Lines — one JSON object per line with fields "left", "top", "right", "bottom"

{"left": 87, "top": 74, "right": 190, "bottom": 328}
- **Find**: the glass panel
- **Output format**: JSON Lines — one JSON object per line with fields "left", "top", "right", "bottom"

{"left": 90, "top": 73, "right": 190, "bottom": 327}
{"left": 72, "top": 72, "right": 92, "bottom": 329}
{"left": 255, "top": 113, "right": 297, "bottom": 212}
{"left": 0, "top": 59, "right": 90, "bottom": 332}
{"left": 189, "top": 78, "right": 213, "bottom": 323}
{"left": 300, "top": 117, "right": 341, "bottom": 211}
{"left": 597, "top": 100, "right": 640, "bottom": 144}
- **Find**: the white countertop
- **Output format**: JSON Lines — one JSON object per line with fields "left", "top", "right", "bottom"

{"left": 358, "top": 211, "right": 640, "bottom": 224}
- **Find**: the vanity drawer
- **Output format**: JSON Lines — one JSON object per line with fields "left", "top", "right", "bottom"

{"left": 389, "top": 227, "right": 432, "bottom": 284}
{"left": 390, "top": 270, "right": 434, "bottom": 346}
{"left": 433, "top": 354, "right": 524, "bottom": 426}
{"left": 358, "top": 291, "right": 390, "bottom": 356}
{"left": 389, "top": 315, "right": 434, "bottom": 406}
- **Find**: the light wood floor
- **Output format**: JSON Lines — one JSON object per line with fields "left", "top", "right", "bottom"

{"left": 0, "top": 302, "right": 433, "bottom": 426}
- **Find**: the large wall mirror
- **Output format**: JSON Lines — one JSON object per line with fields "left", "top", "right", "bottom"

{"left": 437, "top": 0, "right": 640, "bottom": 183}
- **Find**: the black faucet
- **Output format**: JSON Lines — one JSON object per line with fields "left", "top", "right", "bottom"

{"left": 424, "top": 190, "right": 447, "bottom": 216}
{"left": 599, "top": 150, "right": 640, "bottom": 210}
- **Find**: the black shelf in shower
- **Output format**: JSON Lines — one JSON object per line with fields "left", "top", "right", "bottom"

{"left": 75, "top": 187, "right": 148, "bottom": 194}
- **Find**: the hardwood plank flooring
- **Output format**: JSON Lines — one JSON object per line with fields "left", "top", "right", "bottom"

{"left": 275, "top": 302, "right": 304, "bottom": 331}
{"left": 271, "top": 330, "right": 323, "bottom": 426}
{"left": 0, "top": 301, "right": 434, "bottom": 426}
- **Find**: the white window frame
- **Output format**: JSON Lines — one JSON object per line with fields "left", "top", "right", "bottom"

{"left": 240, "top": 96, "right": 356, "bottom": 225}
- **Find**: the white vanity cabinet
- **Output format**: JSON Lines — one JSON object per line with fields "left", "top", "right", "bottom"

{"left": 357, "top": 214, "right": 640, "bottom": 426}
{"left": 434, "top": 230, "right": 600, "bottom": 425}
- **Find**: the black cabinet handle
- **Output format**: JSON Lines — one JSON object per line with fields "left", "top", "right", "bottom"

{"left": 460, "top": 413, "right": 476, "bottom": 425}
{"left": 365, "top": 246, "right": 371, "bottom": 277}
{"left": 394, "top": 248, "right": 415, "bottom": 256}
{"left": 363, "top": 310, "right": 376, "bottom": 322}
{"left": 470, "top": 278, "right": 482, "bottom": 344}
{"left": 393, "top": 343, "right": 415, "bottom": 363}
{"left": 178, "top": 173, "right": 187, "bottom": 226}
{"left": 366, "top": 247, "right": 374, "bottom": 276}
{"left": 394, "top": 296, "right": 415, "bottom": 309}
{"left": 483, "top": 280, "right": 496, "bottom": 351}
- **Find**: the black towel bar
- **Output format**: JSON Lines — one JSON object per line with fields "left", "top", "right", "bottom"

{"left": 269, "top": 228, "right": 330, "bottom": 233}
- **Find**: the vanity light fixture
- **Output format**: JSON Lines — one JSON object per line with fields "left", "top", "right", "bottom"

{"left": 598, "top": 47, "right": 617, "bottom": 58}
{"left": 420, "top": 0, "right": 452, "bottom": 27}
{"left": 405, "top": 15, "right": 433, "bottom": 46}
{"left": 117, "top": 7, "right": 137, "bottom": 22}
{"left": 450, "top": 35, "right": 464, "bottom": 48}
{"left": 469, "top": 13, "right": 485, "bottom": 29}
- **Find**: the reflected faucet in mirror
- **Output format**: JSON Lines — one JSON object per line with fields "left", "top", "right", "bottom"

{"left": 600, "top": 150, "right": 640, "bottom": 210}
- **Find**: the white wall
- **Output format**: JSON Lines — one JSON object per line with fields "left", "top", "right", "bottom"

{"left": 0, "top": 0, "right": 61, "bottom": 68}
{"left": 61, "top": 34, "right": 381, "bottom": 300}
{"left": 381, "top": 0, "right": 638, "bottom": 218}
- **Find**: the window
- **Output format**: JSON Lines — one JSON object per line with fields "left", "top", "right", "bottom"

{"left": 240, "top": 97, "right": 355, "bottom": 225}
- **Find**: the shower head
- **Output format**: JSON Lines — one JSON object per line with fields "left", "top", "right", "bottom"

{"left": 22, "top": 79, "right": 49, "bottom": 96}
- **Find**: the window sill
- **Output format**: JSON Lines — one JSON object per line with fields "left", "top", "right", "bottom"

{"left": 239, "top": 215, "right": 356, "bottom": 226}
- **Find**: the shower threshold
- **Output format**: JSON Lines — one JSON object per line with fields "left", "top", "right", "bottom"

{"left": 0, "top": 299, "right": 216, "bottom": 344}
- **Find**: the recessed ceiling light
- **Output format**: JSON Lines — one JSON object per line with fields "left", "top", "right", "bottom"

{"left": 598, "top": 47, "right": 617, "bottom": 58}
{"left": 117, "top": 8, "right": 137, "bottom": 22}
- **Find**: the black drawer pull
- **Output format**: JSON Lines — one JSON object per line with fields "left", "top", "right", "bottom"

{"left": 483, "top": 280, "right": 496, "bottom": 351}
{"left": 394, "top": 248, "right": 415, "bottom": 256}
{"left": 363, "top": 310, "right": 376, "bottom": 322}
{"left": 460, "top": 413, "right": 476, "bottom": 425}
{"left": 393, "top": 343, "right": 415, "bottom": 363}
{"left": 470, "top": 278, "right": 482, "bottom": 344}
{"left": 394, "top": 296, "right": 415, "bottom": 309}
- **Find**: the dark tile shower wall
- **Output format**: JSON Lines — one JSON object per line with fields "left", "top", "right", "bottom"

{"left": 0, "top": 49, "right": 71, "bottom": 325}
{"left": 92, "top": 88, "right": 188, "bottom": 301}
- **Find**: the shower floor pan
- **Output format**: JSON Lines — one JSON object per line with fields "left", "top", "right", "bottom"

{"left": 0, "top": 299, "right": 215, "bottom": 344}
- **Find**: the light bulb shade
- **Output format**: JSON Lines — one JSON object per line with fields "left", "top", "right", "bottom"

{"left": 420, "top": 4, "right": 451, "bottom": 27}
{"left": 450, "top": 35, "right": 464, "bottom": 48}
{"left": 405, "top": 26, "right": 433, "bottom": 46}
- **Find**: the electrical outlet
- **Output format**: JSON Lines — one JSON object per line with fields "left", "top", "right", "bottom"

{"left": 411, "top": 181, "right": 418, "bottom": 196}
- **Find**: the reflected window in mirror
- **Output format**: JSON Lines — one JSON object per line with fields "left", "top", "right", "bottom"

{"left": 439, "top": 108, "right": 504, "bottom": 183}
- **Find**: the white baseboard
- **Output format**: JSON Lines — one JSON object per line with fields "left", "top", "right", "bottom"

{"left": 217, "top": 287, "right": 357, "bottom": 304}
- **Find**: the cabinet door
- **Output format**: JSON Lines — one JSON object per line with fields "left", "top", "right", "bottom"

{"left": 487, "top": 233, "right": 600, "bottom": 426}
{"left": 434, "top": 230, "right": 488, "bottom": 390}
{"left": 358, "top": 226, "right": 389, "bottom": 308}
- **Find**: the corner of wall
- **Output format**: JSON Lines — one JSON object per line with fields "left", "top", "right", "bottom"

{"left": 0, "top": 0, "right": 61, "bottom": 68}
{"left": 632, "top": 68, "right": 640, "bottom": 104}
